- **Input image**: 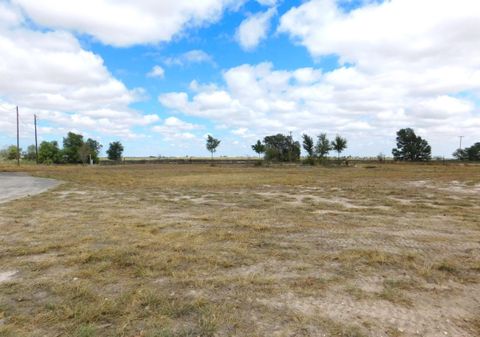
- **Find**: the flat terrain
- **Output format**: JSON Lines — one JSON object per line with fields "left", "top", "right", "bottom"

{"left": 0, "top": 173, "right": 60, "bottom": 204}
{"left": 0, "top": 163, "right": 479, "bottom": 337}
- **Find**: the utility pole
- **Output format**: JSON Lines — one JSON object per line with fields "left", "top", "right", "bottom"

{"left": 16, "top": 106, "right": 20, "bottom": 166}
{"left": 458, "top": 136, "right": 464, "bottom": 150}
{"left": 34, "top": 114, "right": 39, "bottom": 164}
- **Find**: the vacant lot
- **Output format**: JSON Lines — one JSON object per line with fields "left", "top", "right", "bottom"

{"left": 0, "top": 163, "right": 479, "bottom": 337}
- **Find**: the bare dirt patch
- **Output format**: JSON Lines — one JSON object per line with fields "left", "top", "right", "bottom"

{"left": 0, "top": 271, "right": 17, "bottom": 283}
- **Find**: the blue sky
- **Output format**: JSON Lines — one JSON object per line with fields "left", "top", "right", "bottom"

{"left": 0, "top": 0, "right": 479, "bottom": 157}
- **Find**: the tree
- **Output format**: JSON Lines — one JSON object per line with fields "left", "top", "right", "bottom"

{"left": 38, "top": 141, "right": 62, "bottom": 164}
{"left": 23, "top": 145, "right": 37, "bottom": 161}
{"left": 206, "top": 135, "right": 221, "bottom": 159}
{"left": 331, "top": 135, "right": 348, "bottom": 160}
{"left": 251, "top": 140, "right": 266, "bottom": 158}
{"left": 302, "top": 134, "right": 315, "bottom": 158}
{"left": 63, "top": 132, "right": 84, "bottom": 163}
{"left": 315, "top": 133, "right": 331, "bottom": 159}
{"left": 85, "top": 138, "right": 102, "bottom": 164}
{"left": 264, "top": 133, "right": 301, "bottom": 162}
{"left": 453, "top": 142, "right": 480, "bottom": 161}
{"left": 107, "top": 141, "right": 124, "bottom": 161}
{"left": 392, "top": 128, "right": 431, "bottom": 161}
{"left": 1, "top": 145, "right": 21, "bottom": 161}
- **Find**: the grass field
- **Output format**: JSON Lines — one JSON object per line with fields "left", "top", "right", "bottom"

{"left": 0, "top": 163, "right": 479, "bottom": 337}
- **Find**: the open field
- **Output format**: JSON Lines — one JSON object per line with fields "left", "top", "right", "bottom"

{"left": 0, "top": 163, "right": 479, "bottom": 337}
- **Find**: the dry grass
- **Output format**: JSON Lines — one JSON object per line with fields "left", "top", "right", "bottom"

{"left": 0, "top": 163, "right": 479, "bottom": 337}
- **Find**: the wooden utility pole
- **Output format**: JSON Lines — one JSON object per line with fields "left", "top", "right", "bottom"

{"left": 34, "top": 114, "right": 39, "bottom": 164}
{"left": 16, "top": 106, "right": 20, "bottom": 166}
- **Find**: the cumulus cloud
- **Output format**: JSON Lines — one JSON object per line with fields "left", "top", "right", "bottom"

{"left": 152, "top": 117, "right": 202, "bottom": 141}
{"left": 12, "top": 0, "right": 241, "bottom": 47}
{"left": 164, "top": 50, "right": 214, "bottom": 67}
{"left": 236, "top": 7, "right": 276, "bottom": 51}
{"left": 256, "top": 0, "right": 277, "bottom": 6}
{"left": 0, "top": 3, "right": 158, "bottom": 140}
{"left": 159, "top": 60, "right": 480, "bottom": 156}
{"left": 271, "top": 0, "right": 480, "bottom": 153}
{"left": 279, "top": 0, "right": 480, "bottom": 70}
{"left": 147, "top": 65, "right": 165, "bottom": 78}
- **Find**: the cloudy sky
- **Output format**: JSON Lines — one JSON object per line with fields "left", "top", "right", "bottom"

{"left": 0, "top": 0, "right": 479, "bottom": 157}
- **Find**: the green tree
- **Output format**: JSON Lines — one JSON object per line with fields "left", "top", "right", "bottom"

{"left": 331, "top": 135, "right": 348, "bottom": 160}
{"left": 85, "top": 138, "right": 102, "bottom": 164}
{"left": 63, "top": 132, "right": 84, "bottom": 163}
{"left": 251, "top": 140, "right": 266, "bottom": 158}
{"left": 453, "top": 142, "right": 480, "bottom": 161}
{"left": 107, "top": 141, "right": 124, "bottom": 161}
{"left": 302, "top": 134, "right": 315, "bottom": 158}
{"left": 392, "top": 128, "right": 431, "bottom": 161}
{"left": 206, "top": 135, "right": 221, "bottom": 159}
{"left": 1, "top": 145, "right": 21, "bottom": 161}
{"left": 315, "top": 133, "right": 331, "bottom": 159}
{"left": 38, "top": 141, "right": 62, "bottom": 164}
{"left": 23, "top": 145, "right": 37, "bottom": 161}
{"left": 264, "top": 133, "right": 301, "bottom": 162}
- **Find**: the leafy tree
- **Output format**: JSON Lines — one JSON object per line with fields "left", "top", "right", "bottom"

{"left": 38, "top": 141, "right": 62, "bottom": 164}
{"left": 1, "top": 145, "right": 21, "bottom": 160}
{"left": 392, "top": 128, "right": 431, "bottom": 161}
{"left": 302, "top": 134, "right": 315, "bottom": 158}
{"left": 23, "top": 145, "right": 37, "bottom": 161}
{"left": 264, "top": 133, "right": 301, "bottom": 162}
{"left": 453, "top": 142, "right": 480, "bottom": 161}
{"left": 251, "top": 140, "right": 266, "bottom": 158}
{"left": 107, "top": 141, "right": 124, "bottom": 161}
{"left": 85, "top": 138, "right": 102, "bottom": 164}
{"left": 315, "top": 133, "right": 331, "bottom": 159}
{"left": 206, "top": 135, "right": 221, "bottom": 159}
{"left": 331, "top": 135, "right": 348, "bottom": 160}
{"left": 63, "top": 132, "right": 84, "bottom": 163}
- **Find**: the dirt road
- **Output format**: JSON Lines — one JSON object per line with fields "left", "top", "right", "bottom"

{"left": 0, "top": 173, "right": 60, "bottom": 204}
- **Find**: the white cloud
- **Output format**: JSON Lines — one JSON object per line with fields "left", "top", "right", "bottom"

{"left": 164, "top": 50, "right": 214, "bottom": 67}
{"left": 0, "top": 2, "right": 22, "bottom": 27}
{"left": 278, "top": 0, "right": 480, "bottom": 72}
{"left": 256, "top": 0, "right": 277, "bottom": 6}
{"left": 236, "top": 7, "right": 276, "bottom": 51}
{"left": 152, "top": 117, "right": 202, "bottom": 141}
{"left": 265, "top": 0, "right": 480, "bottom": 154}
{"left": 12, "top": 0, "right": 242, "bottom": 47}
{"left": 159, "top": 60, "right": 480, "bottom": 156}
{"left": 0, "top": 3, "right": 158, "bottom": 141}
{"left": 147, "top": 65, "right": 165, "bottom": 79}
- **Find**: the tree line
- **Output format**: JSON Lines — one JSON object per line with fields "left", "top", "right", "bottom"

{"left": 2, "top": 128, "right": 479, "bottom": 164}
{"left": 0, "top": 132, "right": 124, "bottom": 164}
{"left": 248, "top": 128, "right": 478, "bottom": 163}
{"left": 250, "top": 133, "right": 347, "bottom": 163}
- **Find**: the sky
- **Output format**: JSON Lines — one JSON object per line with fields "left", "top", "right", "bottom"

{"left": 0, "top": 0, "right": 479, "bottom": 158}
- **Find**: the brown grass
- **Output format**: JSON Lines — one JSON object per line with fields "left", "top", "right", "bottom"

{"left": 0, "top": 163, "right": 479, "bottom": 336}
